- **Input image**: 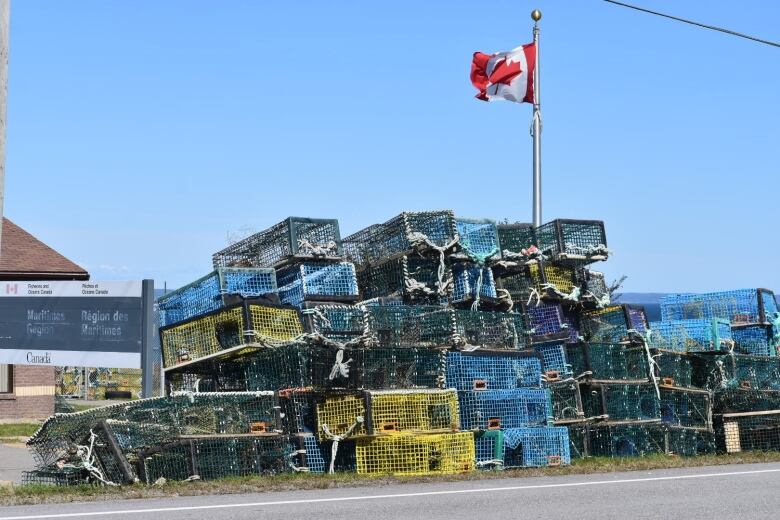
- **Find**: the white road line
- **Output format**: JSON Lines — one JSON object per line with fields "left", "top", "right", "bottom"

{"left": 2, "top": 467, "right": 779, "bottom": 520}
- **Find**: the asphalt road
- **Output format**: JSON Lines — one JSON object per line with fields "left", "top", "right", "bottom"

{"left": 0, "top": 444, "right": 34, "bottom": 484}
{"left": 2, "top": 462, "right": 780, "bottom": 520}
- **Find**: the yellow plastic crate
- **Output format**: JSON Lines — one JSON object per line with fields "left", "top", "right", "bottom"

{"left": 367, "top": 389, "right": 460, "bottom": 434}
{"left": 356, "top": 432, "right": 475, "bottom": 476}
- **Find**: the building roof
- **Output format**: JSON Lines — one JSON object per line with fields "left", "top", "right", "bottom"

{"left": 0, "top": 218, "right": 89, "bottom": 280}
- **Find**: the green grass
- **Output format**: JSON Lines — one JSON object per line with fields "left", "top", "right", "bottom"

{"left": 3, "top": 451, "right": 780, "bottom": 506}
{"left": 0, "top": 423, "right": 39, "bottom": 438}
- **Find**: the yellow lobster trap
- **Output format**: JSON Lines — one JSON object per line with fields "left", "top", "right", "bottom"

{"left": 315, "top": 389, "right": 461, "bottom": 440}
{"left": 160, "top": 301, "right": 304, "bottom": 369}
{"left": 355, "top": 432, "right": 475, "bottom": 476}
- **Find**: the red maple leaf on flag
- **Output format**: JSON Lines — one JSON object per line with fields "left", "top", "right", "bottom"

{"left": 488, "top": 57, "right": 522, "bottom": 86}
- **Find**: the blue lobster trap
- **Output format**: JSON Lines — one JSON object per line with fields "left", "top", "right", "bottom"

{"left": 451, "top": 263, "right": 498, "bottom": 307}
{"left": 458, "top": 388, "right": 551, "bottom": 430}
{"left": 277, "top": 261, "right": 359, "bottom": 308}
{"left": 535, "top": 219, "right": 608, "bottom": 264}
{"left": 455, "top": 218, "right": 501, "bottom": 263}
{"left": 523, "top": 301, "right": 566, "bottom": 337}
{"left": 647, "top": 318, "right": 733, "bottom": 352}
{"left": 445, "top": 350, "right": 543, "bottom": 391}
{"left": 732, "top": 325, "right": 778, "bottom": 356}
{"left": 343, "top": 210, "right": 458, "bottom": 266}
{"left": 660, "top": 288, "right": 778, "bottom": 326}
{"left": 293, "top": 434, "right": 356, "bottom": 473}
{"left": 213, "top": 217, "right": 343, "bottom": 269}
{"left": 503, "top": 427, "right": 571, "bottom": 468}
{"left": 530, "top": 335, "right": 573, "bottom": 380}
{"left": 157, "top": 268, "right": 278, "bottom": 327}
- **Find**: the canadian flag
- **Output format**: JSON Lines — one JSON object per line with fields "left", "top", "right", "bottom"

{"left": 470, "top": 43, "right": 536, "bottom": 103}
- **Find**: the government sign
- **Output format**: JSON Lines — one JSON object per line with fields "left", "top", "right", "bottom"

{"left": 0, "top": 280, "right": 148, "bottom": 368}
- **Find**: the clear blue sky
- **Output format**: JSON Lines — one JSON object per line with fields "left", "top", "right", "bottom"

{"left": 4, "top": 1, "right": 779, "bottom": 293}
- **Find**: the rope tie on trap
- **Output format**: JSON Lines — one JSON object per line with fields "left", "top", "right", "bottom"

{"left": 321, "top": 416, "right": 364, "bottom": 474}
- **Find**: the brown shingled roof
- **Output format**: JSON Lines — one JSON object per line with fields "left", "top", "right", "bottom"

{"left": 0, "top": 218, "right": 89, "bottom": 280}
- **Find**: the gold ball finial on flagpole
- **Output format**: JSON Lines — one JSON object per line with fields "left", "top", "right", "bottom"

{"left": 531, "top": 9, "right": 542, "bottom": 22}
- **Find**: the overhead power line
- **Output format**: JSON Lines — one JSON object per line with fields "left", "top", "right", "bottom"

{"left": 603, "top": 0, "right": 780, "bottom": 48}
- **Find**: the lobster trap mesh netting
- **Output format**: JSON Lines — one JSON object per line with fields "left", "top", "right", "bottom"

{"left": 160, "top": 303, "right": 304, "bottom": 369}
{"left": 27, "top": 392, "right": 281, "bottom": 483}
{"left": 693, "top": 354, "right": 780, "bottom": 391}
{"left": 213, "top": 217, "right": 343, "bottom": 269}
{"left": 524, "top": 302, "right": 565, "bottom": 337}
{"left": 568, "top": 342, "right": 650, "bottom": 382}
{"left": 647, "top": 318, "right": 732, "bottom": 353}
{"left": 140, "top": 435, "right": 291, "bottom": 483}
{"left": 654, "top": 349, "right": 695, "bottom": 389}
{"left": 659, "top": 387, "right": 712, "bottom": 429}
{"left": 157, "top": 268, "right": 277, "bottom": 327}
{"left": 588, "top": 423, "right": 665, "bottom": 457}
{"left": 458, "top": 388, "right": 551, "bottom": 430}
{"left": 732, "top": 325, "right": 777, "bottom": 356}
{"left": 549, "top": 381, "right": 584, "bottom": 422}
{"left": 581, "top": 383, "right": 660, "bottom": 421}
{"left": 357, "top": 254, "right": 451, "bottom": 304}
{"left": 455, "top": 219, "right": 501, "bottom": 261}
{"left": 277, "top": 261, "right": 359, "bottom": 307}
{"left": 497, "top": 223, "right": 536, "bottom": 255}
{"left": 291, "top": 434, "right": 356, "bottom": 473}
{"left": 535, "top": 219, "right": 608, "bottom": 262}
{"left": 660, "top": 289, "right": 778, "bottom": 325}
{"left": 363, "top": 305, "right": 526, "bottom": 350}
{"left": 719, "top": 412, "right": 780, "bottom": 453}
{"left": 355, "top": 432, "right": 475, "bottom": 476}
{"left": 367, "top": 389, "right": 460, "bottom": 434}
{"left": 445, "top": 351, "right": 542, "bottom": 391}
{"left": 343, "top": 211, "right": 458, "bottom": 266}
{"left": 666, "top": 426, "right": 716, "bottom": 456}
{"left": 302, "top": 303, "right": 366, "bottom": 343}
{"left": 581, "top": 305, "right": 647, "bottom": 343}
{"left": 714, "top": 389, "right": 780, "bottom": 414}
{"left": 531, "top": 339, "right": 573, "bottom": 378}
{"left": 451, "top": 263, "right": 497, "bottom": 304}
{"left": 502, "top": 427, "right": 571, "bottom": 468}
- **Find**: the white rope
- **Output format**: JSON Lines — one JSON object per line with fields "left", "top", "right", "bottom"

{"left": 301, "top": 307, "right": 332, "bottom": 330}
{"left": 321, "top": 417, "right": 364, "bottom": 474}
{"left": 407, "top": 232, "right": 460, "bottom": 295}
{"left": 526, "top": 288, "right": 542, "bottom": 307}
{"left": 471, "top": 267, "right": 485, "bottom": 311}
{"left": 496, "top": 288, "right": 514, "bottom": 312}
{"left": 297, "top": 238, "right": 338, "bottom": 257}
{"left": 58, "top": 430, "right": 118, "bottom": 487}
{"left": 328, "top": 348, "right": 352, "bottom": 381}
{"left": 634, "top": 331, "right": 660, "bottom": 399}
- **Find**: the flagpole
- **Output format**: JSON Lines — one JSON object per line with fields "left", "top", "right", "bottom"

{"left": 531, "top": 9, "right": 542, "bottom": 227}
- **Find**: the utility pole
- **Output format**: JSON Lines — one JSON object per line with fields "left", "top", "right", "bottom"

{"left": 0, "top": 1, "right": 9, "bottom": 252}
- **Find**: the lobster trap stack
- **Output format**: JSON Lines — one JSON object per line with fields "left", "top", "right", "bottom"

{"left": 24, "top": 211, "right": 780, "bottom": 487}
{"left": 652, "top": 288, "right": 780, "bottom": 454}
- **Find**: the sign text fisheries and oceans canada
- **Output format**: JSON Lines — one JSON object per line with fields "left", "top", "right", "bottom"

{"left": 0, "top": 281, "right": 144, "bottom": 368}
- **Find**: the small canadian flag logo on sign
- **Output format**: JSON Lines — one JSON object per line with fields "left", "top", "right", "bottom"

{"left": 5, "top": 283, "right": 18, "bottom": 295}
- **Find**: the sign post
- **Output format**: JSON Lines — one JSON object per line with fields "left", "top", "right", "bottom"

{"left": 140, "top": 279, "right": 155, "bottom": 398}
